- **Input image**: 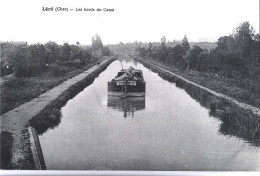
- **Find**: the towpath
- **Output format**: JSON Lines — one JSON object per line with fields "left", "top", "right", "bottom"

{"left": 140, "top": 59, "right": 260, "bottom": 117}
{"left": 0, "top": 57, "right": 115, "bottom": 133}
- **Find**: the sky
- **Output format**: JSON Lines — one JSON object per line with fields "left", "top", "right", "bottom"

{"left": 0, "top": 0, "right": 259, "bottom": 45}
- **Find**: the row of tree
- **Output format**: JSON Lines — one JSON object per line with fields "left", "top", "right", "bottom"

{"left": 137, "top": 22, "right": 260, "bottom": 83}
{"left": 0, "top": 34, "right": 111, "bottom": 77}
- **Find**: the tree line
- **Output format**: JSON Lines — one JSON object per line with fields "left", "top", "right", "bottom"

{"left": 136, "top": 22, "right": 260, "bottom": 84}
{"left": 0, "top": 34, "right": 111, "bottom": 77}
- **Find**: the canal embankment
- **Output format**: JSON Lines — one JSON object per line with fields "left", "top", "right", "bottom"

{"left": 136, "top": 57, "right": 260, "bottom": 146}
{"left": 0, "top": 56, "right": 112, "bottom": 115}
{"left": 0, "top": 56, "right": 116, "bottom": 134}
{"left": 34, "top": 56, "right": 260, "bottom": 170}
{"left": 136, "top": 58, "right": 260, "bottom": 116}
{"left": 2, "top": 55, "right": 259, "bottom": 170}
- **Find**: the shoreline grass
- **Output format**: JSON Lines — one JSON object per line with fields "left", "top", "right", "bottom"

{"left": 136, "top": 57, "right": 260, "bottom": 108}
{"left": 136, "top": 57, "right": 260, "bottom": 146}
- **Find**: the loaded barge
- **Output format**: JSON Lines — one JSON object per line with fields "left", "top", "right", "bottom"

{"left": 108, "top": 66, "right": 145, "bottom": 97}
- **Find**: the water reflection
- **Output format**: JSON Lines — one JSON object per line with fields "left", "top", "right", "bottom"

{"left": 2, "top": 56, "right": 259, "bottom": 170}
{"left": 118, "top": 53, "right": 138, "bottom": 67}
{"left": 140, "top": 60, "right": 260, "bottom": 147}
{"left": 174, "top": 77, "right": 260, "bottom": 147}
{"left": 30, "top": 108, "right": 62, "bottom": 135}
{"left": 37, "top": 56, "right": 260, "bottom": 170}
{"left": 107, "top": 96, "right": 145, "bottom": 118}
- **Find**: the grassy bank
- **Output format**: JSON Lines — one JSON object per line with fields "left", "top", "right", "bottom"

{"left": 136, "top": 57, "right": 260, "bottom": 108}
{"left": 0, "top": 56, "right": 111, "bottom": 115}
{"left": 136, "top": 57, "right": 260, "bottom": 146}
{"left": 1, "top": 57, "right": 116, "bottom": 169}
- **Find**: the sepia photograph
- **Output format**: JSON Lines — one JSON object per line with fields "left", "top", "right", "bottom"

{"left": 0, "top": 0, "right": 259, "bottom": 175}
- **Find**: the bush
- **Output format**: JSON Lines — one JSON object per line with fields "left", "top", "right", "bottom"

{"left": 102, "top": 46, "right": 111, "bottom": 56}
{"left": 185, "top": 45, "right": 203, "bottom": 70}
{"left": 0, "top": 65, "right": 14, "bottom": 76}
{"left": 3, "top": 42, "right": 92, "bottom": 77}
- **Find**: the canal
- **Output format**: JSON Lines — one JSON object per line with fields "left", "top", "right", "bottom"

{"left": 1, "top": 55, "right": 260, "bottom": 170}
{"left": 38, "top": 56, "right": 260, "bottom": 170}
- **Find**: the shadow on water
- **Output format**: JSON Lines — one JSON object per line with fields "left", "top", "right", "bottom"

{"left": 29, "top": 57, "right": 115, "bottom": 135}
{"left": 177, "top": 82, "right": 260, "bottom": 147}
{"left": 140, "top": 60, "right": 260, "bottom": 147}
{"left": 29, "top": 75, "right": 96, "bottom": 135}
{"left": 0, "top": 58, "right": 116, "bottom": 170}
{"left": 30, "top": 108, "right": 62, "bottom": 135}
{"left": 107, "top": 96, "right": 145, "bottom": 118}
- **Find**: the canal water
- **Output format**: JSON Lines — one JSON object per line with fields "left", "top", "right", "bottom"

{"left": 35, "top": 57, "right": 260, "bottom": 170}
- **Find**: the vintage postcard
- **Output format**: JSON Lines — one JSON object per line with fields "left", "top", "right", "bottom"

{"left": 0, "top": 0, "right": 259, "bottom": 175}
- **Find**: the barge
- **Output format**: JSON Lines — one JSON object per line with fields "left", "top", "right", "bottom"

{"left": 108, "top": 66, "right": 145, "bottom": 97}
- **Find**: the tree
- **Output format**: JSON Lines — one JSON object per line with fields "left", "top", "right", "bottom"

{"left": 233, "top": 21, "right": 255, "bottom": 58}
{"left": 251, "top": 33, "right": 260, "bottom": 62}
{"left": 216, "top": 35, "right": 238, "bottom": 54}
{"left": 159, "top": 36, "right": 168, "bottom": 62}
{"left": 91, "top": 34, "right": 104, "bottom": 60}
{"left": 45, "top": 41, "right": 61, "bottom": 62}
{"left": 172, "top": 44, "right": 184, "bottom": 55}
{"left": 161, "top": 36, "right": 166, "bottom": 48}
{"left": 148, "top": 42, "right": 153, "bottom": 54}
{"left": 185, "top": 45, "right": 203, "bottom": 70}
{"left": 136, "top": 46, "right": 147, "bottom": 57}
{"left": 28, "top": 44, "right": 46, "bottom": 68}
{"left": 254, "top": 33, "right": 260, "bottom": 41}
{"left": 217, "top": 36, "right": 230, "bottom": 51}
{"left": 62, "top": 43, "right": 72, "bottom": 60}
{"left": 13, "top": 45, "right": 30, "bottom": 77}
{"left": 198, "top": 50, "right": 209, "bottom": 71}
{"left": 181, "top": 35, "right": 190, "bottom": 52}
{"left": 102, "top": 46, "right": 111, "bottom": 56}
{"left": 166, "top": 44, "right": 185, "bottom": 69}
{"left": 91, "top": 34, "right": 103, "bottom": 51}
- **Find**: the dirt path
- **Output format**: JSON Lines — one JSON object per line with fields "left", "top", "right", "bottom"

{"left": 141, "top": 59, "right": 260, "bottom": 117}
